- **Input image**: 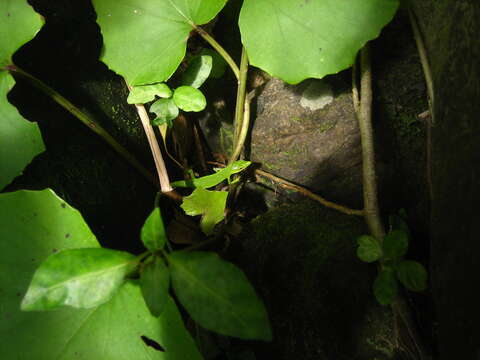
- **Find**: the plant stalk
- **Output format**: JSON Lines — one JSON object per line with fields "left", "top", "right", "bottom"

{"left": 194, "top": 26, "right": 240, "bottom": 80}
{"left": 9, "top": 65, "right": 157, "bottom": 186}
{"left": 230, "top": 47, "right": 249, "bottom": 163}
{"left": 357, "top": 45, "right": 385, "bottom": 240}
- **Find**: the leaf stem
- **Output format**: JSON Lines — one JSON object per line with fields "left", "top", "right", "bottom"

{"left": 230, "top": 47, "right": 249, "bottom": 164}
{"left": 9, "top": 65, "right": 157, "bottom": 186}
{"left": 194, "top": 26, "right": 240, "bottom": 80}
{"left": 357, "top": 45, "right": 385, "bottom": 240}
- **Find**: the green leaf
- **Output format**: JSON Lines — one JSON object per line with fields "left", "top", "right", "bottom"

{"left": 0, "top": 2, "right": 44, "bottom": 190}
{"left": 0, "top": 189, "right": 201, "bottom": 359}
{"left": 383, "top": 229, "right": 409, "bottom": 259}
{"left": 168, "top": 251, "right": 272, "bottom": 340}
{"left": 199, "top": 48, "right": 227, "bottom": 79}
{"left": 173, "top": 85, "right": 207, "bottom": 112}
{"left": 239, "top": 0, "right": 399, "bottom": 84}
{"left": 356, "top": 235, "right": 383, "bottom": 263}
{"left": 181, "top": 54, "right": 213, "bottom": 88}
{"left": 0, "top": 1, "right": 42, "bottom": 67}
{"left": 150, "top": 97, "right": 179, "bottom": 127}
{"left": 140, "top": 257, "right": 170, "bottom": 317}
{"left": 93, "top": 0, "right": 227, "bottom": 85}
{"left": 388, "top": 210, "right": 411, "bottom": 237}
{"left": 127, "top": 83, "right": 172, "bottom": 104}
{"left": 373, "top": 267, "right": 398, "bottom": 305}
{"left": 172, "top": 160, "right": 251, "bottom": 189}
{"left": 181, "top": 187, "right": 228, "bottom": 235}
{"left": 21, "top": 247, "right": 137, "bottom": 311}
{"left": 395, "top": 260, "right": 428, "bottom": 292}
{"left": 141, "top": 207, "right": 167, "bottom": 252}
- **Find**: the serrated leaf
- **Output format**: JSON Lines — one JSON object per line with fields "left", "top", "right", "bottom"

{"left": 150, "top": 97, "right": 179, "bottom": 127}
{"left": 0, "top": 189, "right": 201, "bottom": 359}
{"left": 140, "top": 257, "right": 170, "bottom": 317}
{"left": 127, "top": 83, "right": 172, "bottom": 104}
{"left": 0, "top": 3, "right": 44, "bottom": 190}
{"left": 172, "top": 160, "right": 251, "bottom": 189}
{"left": 357, "top": 235, "right": 383, "bottom": 263}
{"left": 199, "top": 48, "right": 227, "bottom": 79}
{"left": 141, "top": 207, "right": 167, "bottom": 252}
{"left": 93, "top": 0, "right": 227, "bottom": 85}
{"left": 181, "top": 54, "right": 213, "bottom": 88}
{"left": 396, "top": 260, "right": 428, "bottom": 292}
{"left": 168, "top": 251, "right": 272, "bottom": 340}
{"left": 173, "top": 85, "right": 207, "bottom": 112}
{"left": 21, "top": 247, "right": 137, "bottom": 311}
{"left": 239, "top": 0, "right": 399, "bottom": 84}
{"left": 181, "top": 187, "right": 227, "bottom": 235}
{"left": 373, "top": 267, "right": 398, "bottom": 305}
{"left": 383, "top": 229, "right": 409, "bottom": 259}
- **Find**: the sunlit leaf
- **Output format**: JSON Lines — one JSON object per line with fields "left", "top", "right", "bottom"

{"left": 127, "top": 83, "right": 172, "bottom": 104}
{"left": 140, "top": 256, "right": 170, "bottom": 317}
{"left": 181, "top": 187, "right": 227, "bottom": 235}
{"left": 93, "top": 0, "right": 227, "bottom": 85}
{"left": 21, "top": 248, "right": 138, "bottom": 311}
{"left": 150, "top": 98, "right": 179, "bottom": 127}
{"left": 173, "top": 86, "right": 207, "bottom": 112}
{"left": 141, "top": 207, "right": 167, "bottom": 252}
{"left": 168, "top": 251, "right": 272, "bottom": 340}
{"left": 239, "top": 0, "right": 399, "bottom": 84}
{"left": 0, "top": 189, "right": 201, "bottom": 359}
{"left": 396, "top": 260, "right": 427, "bottom": 292}
{"left": 356, "top": 235, "right": 382, "bottom": 263}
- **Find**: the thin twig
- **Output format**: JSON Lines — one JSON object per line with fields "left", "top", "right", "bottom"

{"left": 357, "top": 45, "right": 386, "bottom": 239}
{"left": 9, "top": 65, "right": 157, "bottom": 186}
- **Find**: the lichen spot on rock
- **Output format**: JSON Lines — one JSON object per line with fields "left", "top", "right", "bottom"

{"left": 300, "top": 80, "right": 333, "bottom": 111}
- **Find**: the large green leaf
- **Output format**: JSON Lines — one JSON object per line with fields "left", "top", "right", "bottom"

{"left": 168, "top": 251, "right": 272, "bottom": 340}
{"left": 239, "top": 0, "right": 399, "bottom": 84}
{"left": 21, "top": 248, "right": 138, "bottom": 311}
{"left": 93, "top": 0, "right": 227, "bottom": 86}
{"left": 0, "top": 2, "right": 44, "bottom": 190}
{"left": 140, "top": 256, "right": 171, "bottom": 317}
{"left": 0, "top": 190, "right": 201, "bottom": 359}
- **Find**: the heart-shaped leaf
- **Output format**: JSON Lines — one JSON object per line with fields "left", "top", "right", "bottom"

{"left": 373, "top": 267, "right": 398, "bottom": 305}
{"left": 0, "top": 189, "right": 201, "bottom": 359}
{"left": 140, "top": 256, "right": 170, "bottom": 317}
{"left": 127, "top": 83, "right": 173, "bottom": 104}
{"left": 141, "top": 207, "right": 167, "bottom": 252}
{"left": 181, "top": 54, "right": 213, "bottom": 88}
{"left": 21, "top": 247, "right": 138, "bottom": 311}
{"left": 239, "top": 0, "right": 399, "bottom": 84}
{"left": 357, "top": 235, "right": 383, "bottom": 263}
{"left": 168, "top": 251, "right": 272, "bottom": 340}
{"left": 0, "top": 2, "right": 44, "bottom": 190}
{"left": 395, "top": 260, "right": 427, "bottom": 292}
{"left": 93, "top": 0, "right": 227, "bottom": 85}
{"left": 181, "top": 187, "right": 228, "bottom": 235}
{"left": 150, "top": 97, "right": 179, "bottom": 127}
{"left": 173, "top": 85, "right": 207, "bottom": 112}
{"left": 383, "top": 229, "right": 409, "bottom": 260}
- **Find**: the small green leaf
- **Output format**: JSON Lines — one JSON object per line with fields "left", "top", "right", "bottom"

{"left": 21, "top": 248, "right": 137, "bottom": 311}
{"left": 356, "top": 235, "right": 382, "bottom": 263}
{"left": 141, "top": 207, "right": 167, "bottom": 252}
{"left": 373, "top": 267, "right": 398, "bottom": 305}
{"left": 181, "top": 188, "right": 227, "bottom": 235}
{"left": 168, "top": 251, "right": 272, "bottom": 340}
{"left": 127, "top": 83, "right": 172, "bottom": 104}
{"left": 140, "top": 256, "right": 170, "bottom": 317}
{"left": 199, "top": 48, "right": 227, "bottom": 79}
{"left": 383, "top": 229, "right": 409, "bottom": 259}
{"left": 395, "top": 260, "right": 428, "bottom": 292}
{"left": 150, "top": 98, "right": 179, "bottom": 127}
{"left": 172, "top": 160, "right": 251, "bottom": 189}
{"left": 181, "top": 54, "right": 213, "bottom": 88}
{"left": 173, "top": 86, "right": 207, "bottom": 112}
